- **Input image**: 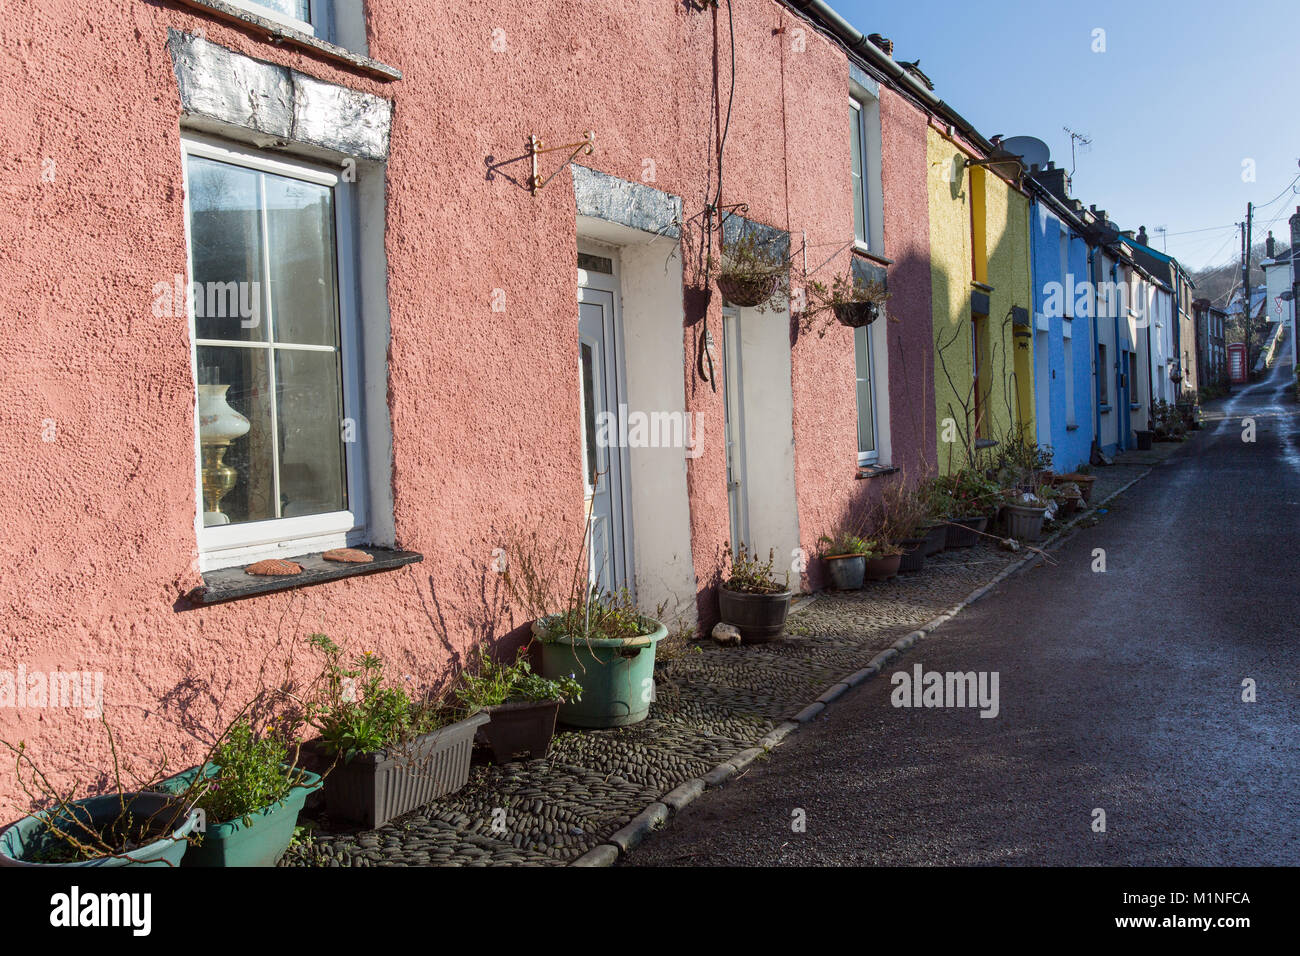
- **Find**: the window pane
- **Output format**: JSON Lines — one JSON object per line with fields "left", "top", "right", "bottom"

{"left": 265, "top": 174, "right": 339, "bottom": 348}
{"left": 197, "top": 345, "right": 275, "bottom": 526}
{"left": 247, "top": 0, "right": 311, "bottom": 22}
{"left": 850, "top": 106, "right": 865, "bottom": 244}
{"left": 275, "top": 349, "right": 347, "bottom": 518}
{"left": 188, "top": 157, "right": 267, "bottom": 343}
{"left": 855, "top": 326, "right": 875, "bottom": 456}
{"left": 580, "top": 341, "right": 599, "bottom": 487}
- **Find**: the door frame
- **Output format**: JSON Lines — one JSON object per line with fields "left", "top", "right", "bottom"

{"left": 577, "top": 240, "right": 635, "bottom": 595}
{"left": 721, "top": 306, "right": 749, "bottom": 553}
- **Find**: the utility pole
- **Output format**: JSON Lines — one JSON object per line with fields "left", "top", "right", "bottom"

{"left": 1242, "top": 202, "right": 1253, "bottom": 374}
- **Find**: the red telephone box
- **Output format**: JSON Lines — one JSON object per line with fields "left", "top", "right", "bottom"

{"left": 1228, "top": 343, "right": 1247, "bottom": 384}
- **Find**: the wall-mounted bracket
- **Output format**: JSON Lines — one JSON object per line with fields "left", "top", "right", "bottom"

{"left": 528, "top": 131, "right": 595, "bottom": 195}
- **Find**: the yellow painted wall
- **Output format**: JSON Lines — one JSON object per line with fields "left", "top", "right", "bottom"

{"left": 926, "top": 127, "right": 1035, "bottom": 473}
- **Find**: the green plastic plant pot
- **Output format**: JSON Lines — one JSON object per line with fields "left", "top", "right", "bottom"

{"left": 158, "top": 764, "right": 322, "bottom": 867}
{"left": 534, "top": 617, "right": 666, "bottom": 728}
{"left": 0, "top": 792, "right": 198, "bottom": 867}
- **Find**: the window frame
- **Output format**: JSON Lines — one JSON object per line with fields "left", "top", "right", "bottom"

{"left": 850, "top": 97, "right": 870, "bottom": 251}
{"left": 854, "top": 322, "right": 878, "bottom": 466}
{"left": 181, "top": 133, "right": 367, "bottom": 571}
{"left": 223, "top": 0, "right": 328, "bottom": 39}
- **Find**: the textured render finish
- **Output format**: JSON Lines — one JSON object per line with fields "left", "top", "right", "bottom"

{"left": 0, "top": 0, "right": 933, "bottom": 813}
{"left": 1029, "top": 200, "right": 1095, "bottom": 472}
{"left": 926, "top": 127, "right": 1033, "bottom": 472}
{"left": 791, "top": 85, "right": 934, "bottom": 590}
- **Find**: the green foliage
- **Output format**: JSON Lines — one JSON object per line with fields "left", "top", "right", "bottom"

{"left": 539, "top": 588, "right": 659, "bottom": 644}
{"left": 304, "top": 633, "right": 455, "bottom": 758}
{"left": 922, "top": 469, "right": 1002, "bottom": 518}
{"left": 456, "top": 644, "right": 583, "bottom": 711}
{"left": 192, "top": 721, "right": 295, "bottom": 826}
{"left": 817, "top": 531, "right": 869, "bottom": 557}
{"left": 721, "top": 543, "right": 790, "bottom": 594}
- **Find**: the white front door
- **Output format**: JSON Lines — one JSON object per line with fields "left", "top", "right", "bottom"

{"left": 578, "top": 251, "right": 632, "bottom": 594}
{"left": 722, "top": 307, "right": 749, "bottom": 553}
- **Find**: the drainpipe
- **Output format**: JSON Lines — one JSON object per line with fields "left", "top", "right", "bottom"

{"left": 1111, "top": 256, "right": 1124, "bottom": 450}
{"left": 1088, "top": 245, "right": 1101, "bottom": 446}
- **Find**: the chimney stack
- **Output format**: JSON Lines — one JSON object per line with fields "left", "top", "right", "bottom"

{"left": 1031, "top": 162, "right": 1071, "bottom": 203}
{"left": 1137, "top": 226, "right": 1149, "bottom": 247}
{"left": 1266, "top": 231, "right": 1276, "bottom": 259}
{"left": 867, "top": 33, "right": 894, "bottom": 57}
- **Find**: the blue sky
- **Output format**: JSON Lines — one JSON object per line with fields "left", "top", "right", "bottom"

{"left": 830, "top": 0, "right": 1300, "bottom": 269}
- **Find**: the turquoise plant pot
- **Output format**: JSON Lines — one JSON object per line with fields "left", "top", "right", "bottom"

{"left": 534, "top": 617, "right": 667, "bottom": 728}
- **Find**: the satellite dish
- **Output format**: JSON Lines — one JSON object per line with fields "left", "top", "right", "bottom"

{"left": 1000, "top": 136, "right": 1051, "bottom": 170}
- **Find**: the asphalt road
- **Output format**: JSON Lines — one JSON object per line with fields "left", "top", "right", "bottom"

{"left": 628, "top": 357, "right": 1300, "bottom": 866}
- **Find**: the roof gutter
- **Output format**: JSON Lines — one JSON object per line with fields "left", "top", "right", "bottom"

{"left": 783, "top": 0, "right": 998, "bottom": 156}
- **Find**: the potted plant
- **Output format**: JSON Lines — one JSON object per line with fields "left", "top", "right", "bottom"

{"left": 456, "top": 644, "right": 583, "bottom": 760}
{"left": 862, "top": 538, "right": 903, "bottom": 581}
{"left": 300, "top": 634, "right": 489, "bottom": 830}
{"left": 817, "top": 530, "right": 869, "bottom": 590}
{"left": 533, "top": 589, "right": 666, "bottom": 728}
{"left": 0, "top": 727, "right": 199, "bottom": 868}
{"left": 802, "top": 271, "right": 890, "bottom": 331}
{"left": 934, "top": 470, "right": 1000, "bottom": 549}
{"left": 1003, "top": 488, "right": 1048, "bottom": 542}
{"left": 717, "top": 543, "right": 794, "bottom": 643}
{"left": 873, "top": 478, "right": 931, "bottom": 573}
{"left": 712, "top": 232, "right": 787, "bottom": 309}
{"left": 158, "top": 721, "right": 321, "bottom": 867}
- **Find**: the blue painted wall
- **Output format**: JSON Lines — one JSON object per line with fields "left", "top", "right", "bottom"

{"left": 1030, "top": 199, "right": 1095, "bottom": 473}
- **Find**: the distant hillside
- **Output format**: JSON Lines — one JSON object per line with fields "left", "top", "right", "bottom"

{"left": 1191, "top": 240, "right": 1289, "bottom": 309}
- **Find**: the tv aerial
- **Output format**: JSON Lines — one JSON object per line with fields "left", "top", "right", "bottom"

{"left": 1062, "top": 127, "right": 1092, "bottom": 176}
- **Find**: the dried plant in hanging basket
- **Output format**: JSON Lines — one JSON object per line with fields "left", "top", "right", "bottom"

{"left": 711, "top": 231, "right": 788, "bottom": 311}
{"left": 800, "top": 270, "right": 890, "bottom": 337}
{"left": 716, "top": 272, "right": 779, "bottom": 308}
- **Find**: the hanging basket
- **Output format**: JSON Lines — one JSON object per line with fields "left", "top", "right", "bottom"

{"left": 716, "top": 272, "right": 778, "bottom": 308}
{"left": 832, "top": 300, "right": 880, "bottom": 328}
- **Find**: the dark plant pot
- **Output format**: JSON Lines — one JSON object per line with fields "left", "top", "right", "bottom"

{"left": 1004, "top": 503, "right": 1047, "bottom": 542}
{"left": 0, "top": 792, "right": 198, "bottom": 868}
{"left": 479, "top": 699, "right": 560, "bottom": 762}
{"left": 832, "top": 300, "right": 880, "bottom": 328}
{"left": 716, "top": 272, "right": 777, "bottom": 308}
{"left": 307, "top": 712, "right": 490, "bottom": 830}
{"left": 824, "top": 554, "right": 866, "bottom": 590}
{"left": 158, "top": 764, "right": 321, "bottom": 867}
{"left": 864, "top": 553, "right": 902, "bottom": 581}
{"left": 718, "top": 586, "right": 794, "bottom": 643}
{"left": 944, "top": 515, "right": 987, "bottom": 549}
{"left": 1135, "top": 429, "right": 1154, "bottom": 450}
{"left": 898, "top": 537, "right": 927, "bottom": 573}
{"left": 920, "top": 522, "right": 947, "bottom": 556}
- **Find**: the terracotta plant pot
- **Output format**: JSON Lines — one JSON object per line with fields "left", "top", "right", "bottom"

{"left": 479, "top": 699, "right": 560, "bottom": 762}
{"left": 716, "top": 272, "right": 778, "bottom": 308}
{"left": 718, "top": 586, "right": 794, "bottom": 643}
{"left": 897, "top": 537, "right": 927, "bottom": 573}
{"left": 824, "top": 554, "right": 866, "bottom": 590}
{"left": 1054, "top": 472, "right": 1095, "bottom": 504}
{"left": 944, "top": 515, "right": 987, "bottom": 549}
{"left": 864, "top": 553, "right": 902, "bottom": 581}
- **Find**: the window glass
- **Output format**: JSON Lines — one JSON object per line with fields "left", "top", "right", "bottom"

{"left": 855, "top": 325, "right": 875, "bottom": 458}
{"left": 850, "top": 105, "right": 866, "bottom": 245}
{"left": 188, "top": 152, "right": 347, "bottom": 530}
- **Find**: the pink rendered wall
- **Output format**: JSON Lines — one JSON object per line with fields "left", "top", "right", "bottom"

{"left": 0, "top": 0, "right": 934, "bottom": 814}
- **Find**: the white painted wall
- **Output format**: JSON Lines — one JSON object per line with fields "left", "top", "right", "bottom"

{"left": 1094, "top": 251, "right": 1119, "bottom": 452}
{"left": 735, "top": 305, "right": 801, "bottom": 578}
{"left": 617, "top": 238, "right": 698, "bottom": 629}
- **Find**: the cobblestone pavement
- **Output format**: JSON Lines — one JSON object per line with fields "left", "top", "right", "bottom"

{"left": 280, "top": 446, "right": 1189, "bottom": 867}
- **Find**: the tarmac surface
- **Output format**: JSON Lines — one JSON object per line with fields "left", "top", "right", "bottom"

{"left": 627, "top": 358, "right": 1300, "bottom": 866}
